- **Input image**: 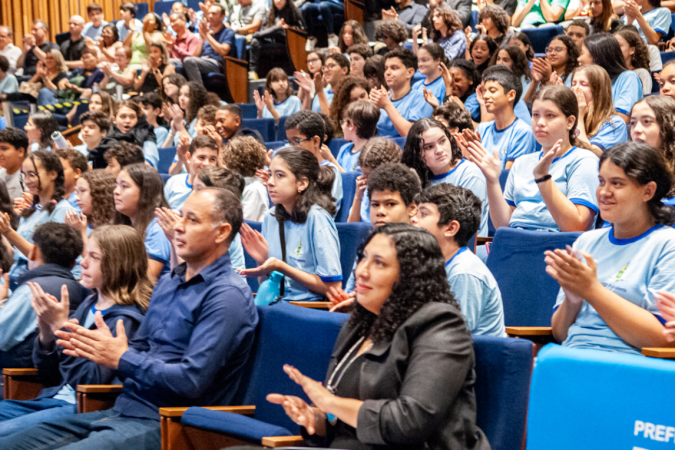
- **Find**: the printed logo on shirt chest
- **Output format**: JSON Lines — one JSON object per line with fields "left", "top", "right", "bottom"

{"left": 611, "top": 262, "right": 629, "bottom": 282}
{"left": 291, "top": 239, "right": 305, "bottom": 263}
{"left": 601, "top": 261, "right": 631, "bottom": 294}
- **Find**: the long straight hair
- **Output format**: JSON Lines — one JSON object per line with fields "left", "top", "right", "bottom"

{"left": 534, "top": 85, "right": 579, "bottom": 148}
{"left": 583, "top": 33, "right": 628, "bottom": 82}
{"left": 115, "top": 163, "right": 169, "bottom": 237}
{"left": 572, "top": 65, "right": 616, "bottom": 137}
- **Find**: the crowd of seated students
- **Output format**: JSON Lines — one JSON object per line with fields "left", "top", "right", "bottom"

{"left": 2, "top": 1, "right": 675, "bottom": 449}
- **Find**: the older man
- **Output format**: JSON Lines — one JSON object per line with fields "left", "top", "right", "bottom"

{"left": 0, "top": 27, "right": 22, "bottom": 75}
{"left": 60, "top": 16, "right": 86, "bottom": 69}
{"left": 16, "top": 20, "right": 58, "bottom": 77}
{"left": 0, "top": 188, "right": 258, "bottom": 450}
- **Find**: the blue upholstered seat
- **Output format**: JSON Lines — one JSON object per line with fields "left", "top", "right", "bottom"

{"left": 242, "top": 118, "right": 276, "bottom": 142}
{"left": 157, "top": 146, "right": 176, "bottom": 174}
{"left": 336, "top": 222, "right": 372, "bottom": 288}
{"left": 486, "top": 227, "right": 581, "bottom": 326}
{"left": 521, "top": 25, "right": 564, "bottom": 54}
{"left": 336, "top": 171, "right": 362, "bottom": 222}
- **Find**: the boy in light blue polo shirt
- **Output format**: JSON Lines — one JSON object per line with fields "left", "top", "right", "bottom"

{"left": 414, "top": 183, "right": 506, "bottom": 337}
{"left": 164, "top": 135, "right": 219, "bottom": 211}
{"left": 476, "top": 66, "right": 537, "bottom": 171}
{"left": 285, "top": 111, "right": 343, "bottom": 214}
{"left": 374, "top": 47, "right": 434, "bottom": 138}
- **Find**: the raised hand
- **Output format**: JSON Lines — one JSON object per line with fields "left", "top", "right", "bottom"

{"left": 65, "top": 210, "right": 88, "bottom": 234}
{"left": 422, "top": 86, "right": 439, "bottom": 108}
{"left": 0, "top": 212, "right": 12, "bottom": 234}
{"left": 544, "top": 246, "right": 599, "bottom": 300}
{"left": 462, "top": 138, "right": 502, "bottom": 184}
{"left": 313, "top": 71, "right": 324, "bottom": 92}
{"left": 533, "top": 138, "right": 561, "bottom": 179}
{"left": 239, "top": 222, "right": 269, "bottom": 263}
{"left": 253, "top": 89, "right": 265, "bottom": 112}
{"left": 30, "top": 282, "right": 70, "bottom": 344}
{"left": 532, "top": 58, "right": 552, "bottom": 84}
{"left": 439, "top": 62, "right": 454, "bottom": 94}
{"left": 381, "top": 6, "right": 398, "bottom": 20}
{"left": 354, "top": 174, "right": 367, "bottom": 200}
{"left": 267, "top": 394, "right": 318, "bottom": 434}
{"left": 262, "top": 90, "right": 275, "bottom": 110}
{"left": 155, "top": 207, "right": 179, "bottom": 241}
{"left": 294, "top": 71, "right": 313, "bottom": 93}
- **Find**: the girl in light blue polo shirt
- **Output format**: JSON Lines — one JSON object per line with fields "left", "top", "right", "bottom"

{"left": 578, "top": 33, "right": 643, "bottom": 121}
{"left": 549, "top": 142, "right": 675, "bottom": 355}
{"left": 240, "top": 147, "right": 342, "bottom": 301}
{"left": 254, "top": 69, "right": 302, "bottom": 121}
{"left": 571, "top": 65, "right": 628, "bottom": 155}
{"left": 0, "top": 151, "right": 76, "bottom": 290}
{"left": 413, "top": 44, "right": 447, "bottom": 106}
{"left": 462, "top": 85, "right": 599, "bottom": 233}
{"left": 114, "top": 163, "right": 171, "bottom": 281}
{"left": 403, "top": 118, "right": 489, "bottom": 238}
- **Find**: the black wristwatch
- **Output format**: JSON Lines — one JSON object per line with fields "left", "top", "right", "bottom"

{"left": 535, "top": 174, "right": 552, "bottom": 184}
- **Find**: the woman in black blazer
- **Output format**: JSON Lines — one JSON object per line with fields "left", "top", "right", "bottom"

{"left": 268, "top": 223, "right": 490, "bottom": 450}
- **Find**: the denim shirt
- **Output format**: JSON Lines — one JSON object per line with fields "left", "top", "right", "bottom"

{"left": 114, "top": 251, "right": 258, "bottom": 420}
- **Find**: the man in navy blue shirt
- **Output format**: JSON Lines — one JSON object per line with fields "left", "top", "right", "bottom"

{"left": 0, "top": 188, "right": 258, "bottom": 450}
{"left": 183, "top": 3, "right": 237, "bottom": 86}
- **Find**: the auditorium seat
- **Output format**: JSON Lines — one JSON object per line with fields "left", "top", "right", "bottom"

{"left": 521, "top": 25, "right": 564, "bottom": 54}
{"left": 328, "top": 138, "right": 348, "bottom": 158}
{"left": 242, "top": 118, "right": 276, "bottom": 142}
{"left": 157, "top": 146, "right": 176, "bottom": 174}
{"left": 153, "top": 1, "right": 173, "bottom": 16}
{"left": 237, "top": 103, "right": 258, "bottom": 120}
{"left": 276, "top": 116, "right": 288, "bottom": 141}
{"left": 336, "top": 222, "right": 372, "bottom": 288}
{"left": 336, "top": 171, "right": 362, "bottom": 222}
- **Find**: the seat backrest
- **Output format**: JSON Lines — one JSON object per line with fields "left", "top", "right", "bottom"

{"left": 157, "top": 147, "right": 176, "bottom": 174}
{"left": 276, "top": 116, "right": 288, "bottom": 141}
{"left": 392, "top": 136, "right": 407, "bottom": 149}
{"left": 336, "top": 171, "right": 362, "bottom": 222}
{"left": 265, "top": 140, "right": 286, "bottom": 151}
{"left": 486, "top": 228, "right": 581, "bottom": 326}
{"left": 499, "top": 169, "right": 509, "bottom": 191}
{"left": 527, "top": 344, "right": 675, "bottom": 450}
{"left": 238, "top": 303, "right": 348, "bottom": 432}
{"left": 235, "top": 36, "right": 246, "bottom": 60}
{"left": 328, "top": 138, "right": 348, "bottom": 158}
{"left": 160, "top": 173, "right": 171, "bottom": 185}
{"left": 153, "top": 1, "right": 173, "bottom": 16}
{"left": 242, "top": 118, "right": 276, "bottom": 142}
{"left": 242, "top": 220, "right": 262, "bottom": 293}
{"left": 237, "top": 103, "right": 258, "bottom": 119}
{"left": 336, "top": 222, "right": 372, "bottom": 288}
{"left": 473, "top": 336, "right": 532, "bottom": 450}
{"left": 521, "top": 25, "right": 564, "bottom": 54}
{"left": 661, "top": 51, "right": 675, "bottom": 66}
{"left": 136, "top": 2, "right": 149, "bottom": 18}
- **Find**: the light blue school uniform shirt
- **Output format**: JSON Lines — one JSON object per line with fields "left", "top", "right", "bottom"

{"left": 73, "top": 144, "right": 88, "bottom": 157}
{"left": 445, "top": 247, "right": 506, "bottom": 337}
{"left": 467, "top": 93, "right": 531, "bottom": 126}
{"left": 514, "top": 99, "right": 531, "bottom": 127}
{"left": 164, "top": 173, "right": 193, "bottom": 211}
{"left": 360, "top": 191, "right": 370, "bottom": 223}
{"left": 376, "top": 88, "right": 434, "bottom": 138}
{"left": 263, "top": 96, "right": 302, "bottom": 119}
{"left": 476, "top": 118, "right": 536, "bottom": 169}
{"left": 145, "top": 219, "right": 171, "bottom": 277}
{"left": 504, "top": 147, "right": 599, "bottom": 231}
{"left": 82, "top": 21, "right": 108, "bottom": 40}
{"left": 320, "top": 160, "right": 343, "bottom": 214}
{"left": 554, "top": 225, "right": 675, "bottom": 355}
{"left": 0, "top": 74, "right": 18, "bottom": 94}
{"left": 412, "top": 75, "right": 446, "bottom": 105}
{"left": 229, "top": 234, "right": 245, "bottom": 271}
{"left": 116, "top": 19, "right": 143, "bottom": 42}
{"left": 312, "top": 88, "right": 334, "bottom": 112}
{"left": 611, "top": 71, "right": 643, "bottom": 116}
{"left": 521, "top": 75, "right": 532, "bottom": 100}
{"left": 336, "top": 142, "right": 361, "bottom": 172}
{"left": 154, "top": 126, "right": 169, "bottom": 149}
{"left": 262, "top": 205, "right": 342, "bottom": 301}
{"left": 172, "top": 118, "right": 197, "bottom": 146}
{"left": 589, "top": 115, "right": 628, "bottom": 152}
{"left": 624, "top": 7, "right": 672, "bottom": 44}
{"left": 66, "top": 190, "right": 81, "bottom": 213}
{"left": 143, "top": 141, "right": 159, "bottom": 168}
{"left": 466, "top": 93, "right": 480, "bottom": 122}
{"left": 0, "top": 284, "right": 38, "bottom": 352}
{"left": 431, "top": 159, "right": 490, "bottom": 237}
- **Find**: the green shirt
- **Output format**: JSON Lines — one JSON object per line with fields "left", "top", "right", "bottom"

{"left": 517, "top": 0, "right": 569, "bottom": 27}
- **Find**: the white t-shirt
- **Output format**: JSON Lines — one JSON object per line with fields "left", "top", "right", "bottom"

{"left": 242, "top": 176, "right": 269, "bottom": 222}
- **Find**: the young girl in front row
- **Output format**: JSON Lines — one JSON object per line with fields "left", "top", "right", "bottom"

{"left": 114, "top": 163, "right": 171, "bottom": 281}
{"left": 254, "top": 68, "right": 302, "bottom": 121}
{"left": 549, "top": 142, "right": 675, "bottom": 355}
{"left": 0, "top": 151, "right": 75, "bottom": 290}
{"left": 240, "top": 148, "right": 342, "bottom": 302}
{"left": 629, "top": 95, "right": 675, "bottom": 204}
{"left": 0, "top": 225, "right": 150, "bottom": 437}
{"left": 462, "top": 85, "right": 599, "bottom": 233}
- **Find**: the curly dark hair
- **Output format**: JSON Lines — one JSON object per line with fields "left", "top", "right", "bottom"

{"left": 478, "top": 4, "right": 510, "bottom": 36}
{"left": 367, "top": 163, "right": 421, "bottom": 206}
{"left": 329, "top": 76, "right": 371, "bottom": 136}
{"left": 600, "top": 142, "right": 675, "bottom": 225}
{"left": 104, "top": 142, "right": 145, "bottom": 167}
{"left": 80, "top": 169, "right": 118, "bottom": 228}
{"left": 347, "top": 223, "right": 463, "bottom": 344}
{"left": 30, "top": 112, "right": 59, "bottom": 151}
{"left": 339, "top": 20, "right": 369, "bottom": 53}
{"left": 22, "top": 150, "right": 66, "bottom": 219}
{"left": 375, "top": 20, "right": 408, "bottom": 44}
{"left": 272, "top": 147, "right": 336, "bottom": 222}
{"left": 633, "top": 96, "right": 675, "bottom": 197}
{"left": 417, "top": 183, "right": 481, "bottom": 247}
{"left": 431, "top": 3, "right": 463, "bottom": 42}
{"left": 33, "top": 222, "right": 83, "bottom": 269}
{"left": 433, "top": 102, "right": 474, "bottom": 132}
{"left": 615, "top": 28, "right": 651, "bottom": 71}
{"left": 184, "top": 81, "right": 209, "bottom": 125}
{"left": 448, "top": 59, "right": 481, "bottom": 101}
{"left": 358, "top": 137, "right": 402, "bottom": 169}
{"left": 492, "top": 44, "right": 531, "bottom": 83}
{"left": 222, "top": 135, "right": 268, "bottom": 177}
{"left": 403, "top": 118, "right": 462, "bottom": 188}
{"left": 549, "top": 35, "right": 580, "bottom": 82}
{"left": 363, "top": 55, "right": 386, "bottom": 90}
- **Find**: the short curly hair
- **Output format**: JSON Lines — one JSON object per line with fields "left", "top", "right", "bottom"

{"left": 347, "top": 223, "right": 464, "bottom": 344}
{"left": 433, "top": 102, "right": 474, "bottom": 132}
{"left": 222, "top": 136, "right": 267, "bottom": 178}
{"left": 358, "top": 137, "right": 402, "bottom": 170}
{"left": 478, "top": 4, "right": 510, "bottom": 36}
{"left": 79, "top": 169, "right": 118, "bottom": 228}
{"left": 375, "top": 20, "right": 408, "bottom": 44}
{"left": 417, "top": 183, "right": 481, "bottom": 247}
{"left": 329, "top": 76, "right": 372, "bottom": 135}
{"left": 367, "top": 163, "right": 421, "bottom": 206}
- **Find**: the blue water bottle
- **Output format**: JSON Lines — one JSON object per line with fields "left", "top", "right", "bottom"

{"left": 255, "top": 271, "right": 284, "bottom": 306}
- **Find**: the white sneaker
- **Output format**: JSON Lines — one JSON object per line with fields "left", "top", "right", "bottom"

{"left": 305, "top": 37, "right": 318, "bottom": 52}
{"left": 328, "top": 34, "right": 339, "bottom": 49}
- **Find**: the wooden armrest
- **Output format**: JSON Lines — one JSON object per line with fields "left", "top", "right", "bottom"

{"left": 476, "top": 237, "right": 493, "bottom": 245}
{"left": 286, "top": 27, "right": 308, "bottom": 73}
{"left": 344, "top": 0, "right": 364, "bottom": 24}
{"left": 159, "top": 405, "right": 256, "bottom": 418}
{"left": 76, "top": 385, "right": 123, "bottom": 393}
{"left": 262, "top": 436, "right": 305, "bottom": 447}
{"left": 289, "top": 301, "right": 331, "bottom": 310}
{"left": 3, "top": 368, "right": 39, "bottom": 376}
{"left": 506, "top": 327, "right": 553, "bottom": 336}
{"left": 642, "top": 347, "right": 675, "bottom": 359}
{"left": 223, "top": 56, "right": 248, "bottom": 104}
{"left": 287, "top": 27, "right": 307, "bottom": 37}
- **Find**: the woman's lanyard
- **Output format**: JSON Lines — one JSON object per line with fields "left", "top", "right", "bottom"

{"left": 324, "top": 336, "right": 368, "bottom": 425}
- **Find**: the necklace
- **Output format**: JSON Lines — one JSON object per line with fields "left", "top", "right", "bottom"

{"left": 325, "top": 336, "right": 372, "bottom": 425}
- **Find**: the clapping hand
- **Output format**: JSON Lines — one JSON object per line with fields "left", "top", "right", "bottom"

{"left": 369, "top": 85, "right": 390, "bottom": 109}
{"left": 327, "top": 286, "right": 355, "bottom": 312}
{"left": 65, "top": 210, "right": 88, "bottom": 234}
{"left": 422, "top": 86, "right": 439, "bottom": 108}
{"left": 533, "top": 138, "right": 561, "bottom": 179}
{"left": 544, "top": 245, "right": 600, "bottom": 300}
{"left": 460, "top": 134, "right": 502, "bottom": 184}
{"left": 155, "top": 207, "right": 179, "bottom": 242}
{"left": 240, "top": 222, "right": 269, "bottom": 264}
{"left": 656, "top": 291, "right": 675, "bottom": 342}
{"left": 382, "top": 6, "right": 398, "bottom": 20}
